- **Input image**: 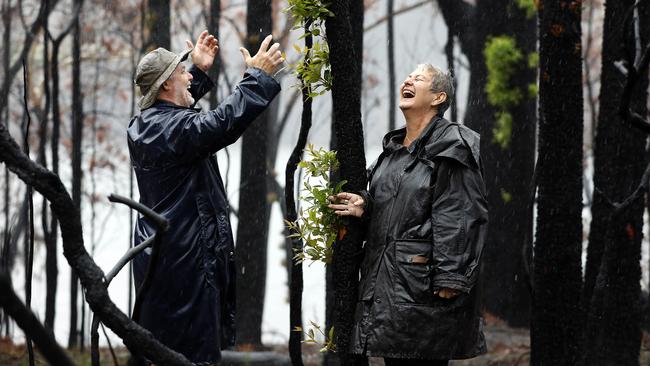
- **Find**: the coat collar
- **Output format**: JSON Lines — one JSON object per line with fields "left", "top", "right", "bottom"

{"left": 382, "top": 116, "right": 443, "bottom": 156}
{"left": 143, "top": 99, "right": 202, "bottom": 112}
{"left": 381, "top": 116, "right": 481, "bottom": 169}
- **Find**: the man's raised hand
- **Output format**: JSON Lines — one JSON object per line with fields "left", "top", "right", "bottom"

{"left": 239, "top": 34, "right": 285, "bottom": 76}
{"left": 187, "top": 30, "right": 218, "bottom": 73}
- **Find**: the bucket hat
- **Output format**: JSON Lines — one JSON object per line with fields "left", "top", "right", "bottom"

{"left": 135, "top": 47, "right": 192, "bottom": 109}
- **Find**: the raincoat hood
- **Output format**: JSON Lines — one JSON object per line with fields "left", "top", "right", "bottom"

{"left": 381, "top": 116, "right": 481, "bottom": 169}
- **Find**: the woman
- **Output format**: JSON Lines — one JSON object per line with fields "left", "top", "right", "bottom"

{"left": 329, "top": 64, "right": 488, "bottom": 366}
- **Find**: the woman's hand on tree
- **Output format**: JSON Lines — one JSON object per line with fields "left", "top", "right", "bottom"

{"left": 328, "top": 192, "right": 365, "bottom": 218}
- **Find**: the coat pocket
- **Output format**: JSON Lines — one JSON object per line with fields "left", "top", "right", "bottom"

{"left": 393, "top": 239, "right": 433, "bottom": 305}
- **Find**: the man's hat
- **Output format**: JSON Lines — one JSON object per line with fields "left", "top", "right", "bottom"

{"left": 135, "top": 47, "right": 192, "bottom": 110}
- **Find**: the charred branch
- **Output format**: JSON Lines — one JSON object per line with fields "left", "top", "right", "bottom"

{"left": 0, "top": 273, "right": 74, "bottom": 366}
{"left": 91, "top": 194, "right": 166, "bottom": 366}
{"left": 617, "top": 45, "right": 650, "bottom": 133}
{"left": 285, "top": 20, "right": 313, "bottom": 366}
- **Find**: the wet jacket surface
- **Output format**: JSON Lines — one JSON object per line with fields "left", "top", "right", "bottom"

{"left": 128, "top": 66, "right": 280, "bottom": 363}
{"left": 351, "top": 117, "right": 488, "bottom": 360}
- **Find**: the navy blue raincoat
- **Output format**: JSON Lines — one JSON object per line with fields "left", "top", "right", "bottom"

{"left": 128, "top": 65, "right": 280, "bottom": 363}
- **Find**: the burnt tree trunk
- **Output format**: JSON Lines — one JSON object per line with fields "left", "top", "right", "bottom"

{"left": 235, "top": 0, "right": 273, "bottom": 348}
{"left": 208, "top": 0, "right": 221, "bottom": 109}
{"left": 531, "top": 1, "right": 583, "bottom": 364}
{"left": 582, "top": 1, "right": 649, "bottom": 364}
{"left": 68, "top": 0, "right": 83, "bottom": 348}
{"left": 386, "top": 0, "right": 396, "bottom": 131}
{"left": 326, "top": 1, "right": 367, "bottom": 365}
{"left": 0, "top": 273, "right": 74, "bottom": 366}
{"left": 22, "top": 59, "right": 36, "bottom": 366}
{"left": 40, "top": 0, "right": 57, "bottom": 334}
{"left": 1, "top": 0, "right": 12, "bottom": 336}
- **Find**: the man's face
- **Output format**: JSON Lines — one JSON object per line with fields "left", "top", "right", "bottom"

{"left": 399, "top": 66, "right": 442, "bottom": 112}
{"left": 163, "top": 64, "right": 194, "bottom": 108}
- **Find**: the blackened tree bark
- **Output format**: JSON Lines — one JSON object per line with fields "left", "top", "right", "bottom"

{"left": 386, "top": 0, "right": 396, "bottom": 131}
{"left": 208, "top": 0, "right": 221, "bottom": 109}
{"left": 582, "top": 2, "right": 649, "bottom": 364}
{"left": 444, "top": 32, "right": 457, "bottom": 122}
{"left": 142, "top": 0, "right": 170, "bottom": 52}
{"left": 22, "top": 60, "right": 36, "bottom": 366}
{"left": 325, "top": 112, "right": 339, "bottom": 366}
{"left": 1, "top": 0, "right": 12, "bottom": 336}
{"left": 234, "top": 0, "right": 273, "bottom": 348}
{"left": 40, "top": 0, "right": 57, "bottom": 334}
{"left": 325, "top": 1, "right": 367, "bottom": 365}
{"left": 531, "top": 1, "right": 583, "bottom": 365}
{"left": 0, "top": 273, "right": 74, "bottom": 366}
{"left": 1, "top": 1, "right": 10, "bottom": 242}
{"left": 68, "top": 0, "right": 83, "bottom": 349}
{"left": 286, "top": 19, "right": 320, "bottom": 363}
{"left": 437, "top": 0, "right": 535, "bottom": 327}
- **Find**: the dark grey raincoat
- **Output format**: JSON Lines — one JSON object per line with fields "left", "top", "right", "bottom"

{"left": 351, "top": 116, "right": 488, "bottom": 360}
{"left": 127, "top": 66, "right": 280, "bottom": 363}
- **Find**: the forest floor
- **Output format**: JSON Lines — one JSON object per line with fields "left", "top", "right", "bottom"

{"left": 1, "top": 322, "right": 649, "bottom": 366}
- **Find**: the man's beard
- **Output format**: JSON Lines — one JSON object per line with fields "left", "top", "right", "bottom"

{"left": 178, "top": 89, "right": 195, "bottom": 107}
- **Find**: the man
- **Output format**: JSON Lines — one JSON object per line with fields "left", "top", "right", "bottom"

{"left": 330, "top": 64, "right": 488, "bottom": 365}
{"left": 128, "top": 31, "right": 283, "bottom": 364}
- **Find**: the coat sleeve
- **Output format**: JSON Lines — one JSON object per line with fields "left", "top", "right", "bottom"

{"left": 166, "top": 67, "right": 281, "bottom": 162}
{"left": 188, "top": 65, "right": 215, "bottom": 103}
{"left": 430, "top": 157, "right": 488, "bottom": 294}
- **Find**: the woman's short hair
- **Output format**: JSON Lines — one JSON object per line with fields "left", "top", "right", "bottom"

{"left": 418, "top": 63, "right": 455, "bottom": 117}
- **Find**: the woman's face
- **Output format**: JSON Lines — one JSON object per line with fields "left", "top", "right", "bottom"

{"left": 399, "top": 66, "right": 434, "bottom": 112}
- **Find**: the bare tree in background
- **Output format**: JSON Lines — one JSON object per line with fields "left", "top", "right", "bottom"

{"left": 44, "top": 0, "right": 80, "bottom": 334}
{"left": 234, "top": 0, "right": 274, "bottom": 349}
{"left": 142, "top": 0, "right": 171, "bottom": 52}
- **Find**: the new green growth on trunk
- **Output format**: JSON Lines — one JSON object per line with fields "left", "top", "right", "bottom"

{"left": 285, "top": 144, "right": 346, "bottom": 264}
{"left": 285, "top": 144, "right": 343, "bottom": 353}
{"left": 484, "top": 35, "right": 538, "bottom": 149}
{"left": 284, "top": 0, "right": 333, "bottom": 98}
